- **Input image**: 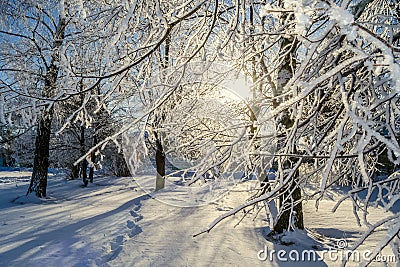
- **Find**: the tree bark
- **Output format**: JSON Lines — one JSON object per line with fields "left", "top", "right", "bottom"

{"left": 70, "top": 163, "right": 79, "bottom": 179}
{"left": 271, "top": 35, "right": 304, "bottom": 233}
{"left": 80, "top": 124, "right": 88, "bottom": 187}
{"left": 89, "top": 135, "right": 97, "bottom": 183}
{"left": 154, "top": 34, "right": 170, "bottom": 191}
{"left": 155, "top": 132, "right": 166, "bottom": 191}
{"left": 27, "top": 16, "right": 66, "bottom": 198}
{"left": 273, "top": 163, "right": 304, "bottom": 233}
{"left": 27, "top": 111, "right": 53, "bottom": 198}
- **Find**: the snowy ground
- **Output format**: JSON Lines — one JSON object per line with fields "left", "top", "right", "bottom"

{"left": 0, "top": 170, "right": 398, "bottom": 266}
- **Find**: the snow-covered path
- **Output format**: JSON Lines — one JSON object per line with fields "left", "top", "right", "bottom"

{"left": 107, "top": 186, "right": 267, "bottom": 267}
{"left": 0, "top": 171, "right": 398, "bottom": 266}
{"left": 0, "top": 173, "right": 268, "bottom": 266}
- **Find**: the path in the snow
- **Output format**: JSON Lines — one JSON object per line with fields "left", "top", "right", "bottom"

{"left": 0, "top": 172, "right": 397, "bottom": 267}
{"left": 108, "top": 183, "right": 268, "bottom": 267}
{"left": 108, "top": 178, "right": 397, "bottom": 267}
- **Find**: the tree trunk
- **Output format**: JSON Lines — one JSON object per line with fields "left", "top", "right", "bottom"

{"left": 70, "top": 163, "right": 79, "bottom": 179}
{"left": 271, "top": 35, "right": 304, "bottom": 233}
{"left": 89, "top": 135, "right": 97, "bottom": 183}
{"left": 80, "top": 124, "right": 88, "bottom": 187}
{"left": 154, "top": 34, "right": 170, "bottom": 191}
{"left": 273, "top": 163, "right": 304, "bottom": 233}
{"left": 272, "top": 0, "right": 374, "bottom": 232}
{"left": 89, "top": 84, "right": 102, "bottom": 183}
{"left": 27, "top": 16, "right": 66, "bottom": 197}
{"left": 89, "top": 156, "right": 95, "bottom": 183}
{"left": 155, "top": 133, "right": 165, "bottom": 191}
{"left": 27, "top": 111, "right": 53, "bottom": 198}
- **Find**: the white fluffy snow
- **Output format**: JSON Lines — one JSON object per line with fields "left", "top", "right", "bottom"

{"left": 0, "top": 170, "right": 398, "bottom": 266}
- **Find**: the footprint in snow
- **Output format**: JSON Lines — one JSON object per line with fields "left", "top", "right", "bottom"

{"left": 107, "top": 235, "right": 124, "bottom": 261}
{"left": 111, "top": 235, "right": 124, "bottom": 249}
{"left": 125, "top": 204, "right": 143, "bottom": 238}
{"left": 106, "top": 202, "right": 145, "bottom": 261}
{"left": 127, "top": 220, "right": 135, "bottom": 229}
{"left": 129, "top": 210, "right": 143, "bottom": 222}
{"left": 126, "top": 220, "right": 142, "bottom": 238}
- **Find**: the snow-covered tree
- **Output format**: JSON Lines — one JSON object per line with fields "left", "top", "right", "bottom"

{"left": 192, "top": 0, "right": 399, "bottom": 264}
{"left": 0, "top": 0, "right": 69, "bottom": 197}
{"left": 1, "top": 0, "right": 399, "bottom": 264}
